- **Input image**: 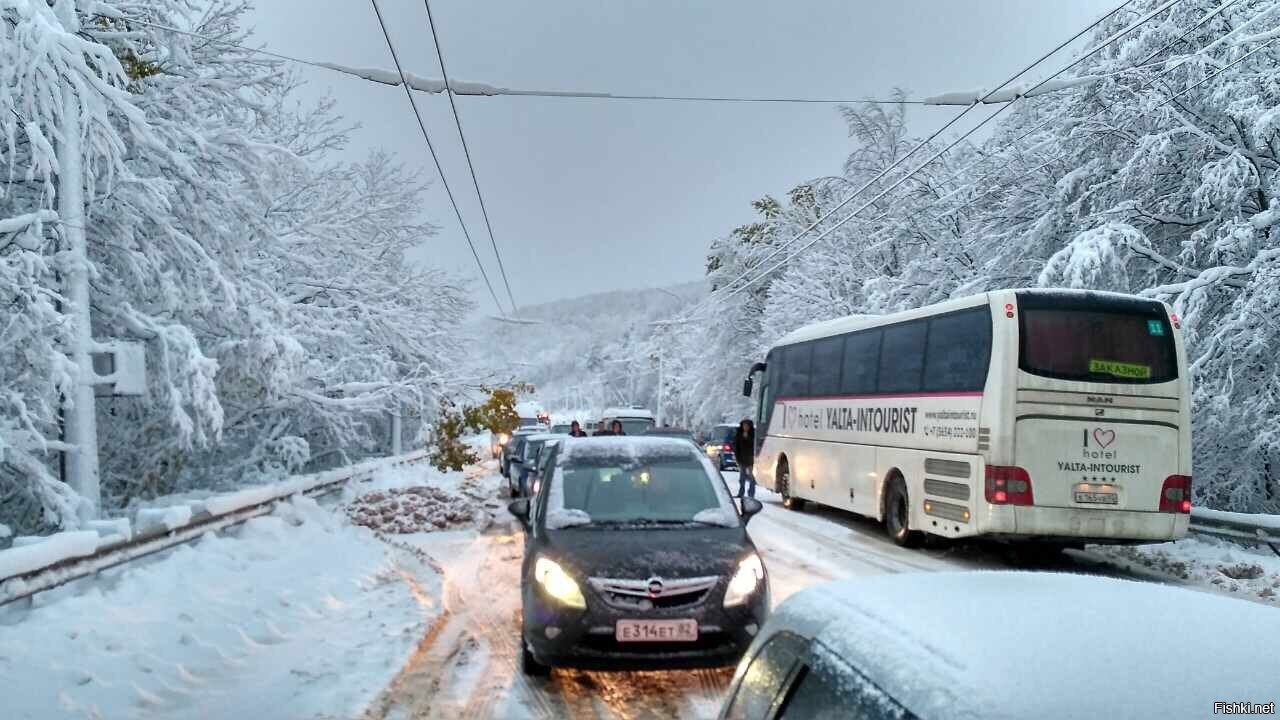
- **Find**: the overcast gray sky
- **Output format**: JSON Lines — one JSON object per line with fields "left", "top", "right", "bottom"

{"left": 246, "top": 0, "right": 1116, "bottom": 315}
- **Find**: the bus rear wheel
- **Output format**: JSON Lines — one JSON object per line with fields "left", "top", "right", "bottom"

{"left": 884, "top": 478, "right": 922, "bottom": 548}
{"left": 778, "top": 460, "right": 805, "bottom": 511}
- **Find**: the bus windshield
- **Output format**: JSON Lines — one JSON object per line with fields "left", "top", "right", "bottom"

{"left": 1019, "top": 306, "right": 1177, "bottom": 384}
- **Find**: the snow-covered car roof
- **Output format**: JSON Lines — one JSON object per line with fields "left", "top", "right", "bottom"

{"left": 556, "top": 435, "right": 701, "bottom": 463}
{"left": 768, "top": 571, "right": 1280, "bottom": 719}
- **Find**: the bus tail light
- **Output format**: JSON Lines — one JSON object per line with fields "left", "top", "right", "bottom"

{"left": 985, "top": 466, "right": 1034, "bottom": 506}
{"left": 1160, "top": 475, "right": 1192, "bottom": 513}
{"left": 723, "top": 443, "right": 732, "bottom": 453}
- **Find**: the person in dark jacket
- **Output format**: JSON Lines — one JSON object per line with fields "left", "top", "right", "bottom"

{"left": 592, "top": 421, "right": 610, "bottom": 436}
{"left": 609, "top": 420, "right": 625, "bottom": 435}
{"left": 733, "top": 418, "right": 756, "bottom": 498}
{"left": 569, "top": 421, "right": 588, "bottom": 438}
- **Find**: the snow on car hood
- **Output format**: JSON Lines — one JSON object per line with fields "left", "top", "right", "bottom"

{"left": 541, "top": 525, "right": 751, "bottom": 579}
{"left": 779, "top": 571, "right": 1280, "bottom": 719}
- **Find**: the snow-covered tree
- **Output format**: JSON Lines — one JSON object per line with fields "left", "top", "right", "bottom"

{"left": 0, "top": 0, "right": 472, "bottom": 534}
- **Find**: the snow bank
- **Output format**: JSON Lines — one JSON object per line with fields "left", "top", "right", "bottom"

{"left": 134, "top": 506, "right": 193, "bottom": 534}
{"left": 1193, "top": 506, "right": 1280, "bottom": 531}
{"left": 1094, "top": 534, "right": 1280, "bottom": 604}
{"left": 1, "top": 495, "right": 439, "bottom": 720}
{"left": 0, "top": 531, "right": 99, "bottom": 579}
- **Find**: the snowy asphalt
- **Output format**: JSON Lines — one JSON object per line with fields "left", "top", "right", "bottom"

{"left": 362, "top": 470, "right": 1185, "bottom": 720}
{"left": 8, "top": 462, "right": 1273, "bottom": 719}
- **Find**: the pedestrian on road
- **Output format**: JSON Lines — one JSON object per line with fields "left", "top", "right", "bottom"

{"left": 610, "top": 420, "right": 625, "bottom": 436}
{"left": 569, "top": 421, "right": 588, "bottom": 438}
{"left": 733, "top": 418, "right": 756, "bottom": 498}
{"left": 592, "top": 421, "right": 610, "bottom": 436}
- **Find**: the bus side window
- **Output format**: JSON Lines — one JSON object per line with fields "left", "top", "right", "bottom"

{"left": 924, "top": 309, "right": 992, "bottom": 392}
{"left": 878, "top": 321, "right": 927, "bottom": 393}
{"left": 810, "top": 337, "right": 843, "bottom": 396}
{"left": 782, "top": 343, "right": 813, "bottom": 398}
{"left": 841, "top": 330, "right": 881, "bottom": 395}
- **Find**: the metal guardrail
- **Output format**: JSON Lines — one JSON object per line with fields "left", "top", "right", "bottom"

{"left": 0, "top": 449, "right": 432, "bottom": 606}
{"left": 1189, "top": 510, "right": 1280, "bottom": 557}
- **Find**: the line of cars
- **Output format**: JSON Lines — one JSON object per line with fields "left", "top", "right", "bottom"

{"left": 494, "top": 409, "right": 1278, "bottom": 717}
{"left": 488, "top": 412, "right": 1280, "bottom": 712}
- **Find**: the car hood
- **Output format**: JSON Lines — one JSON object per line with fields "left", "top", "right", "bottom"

{"left": 543, "top": 526, "right": 752, "bottom": 579}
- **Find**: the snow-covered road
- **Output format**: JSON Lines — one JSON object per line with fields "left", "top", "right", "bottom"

{"left": 7, "top": 462, "right": 1277, "bottom": 720}
{"left": 365, "top": 472, "right": 1181, "bottom": 720}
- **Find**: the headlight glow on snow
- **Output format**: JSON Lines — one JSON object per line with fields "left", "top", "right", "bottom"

{"left": 723, "top": 553, "right": 765, "bottom": 607}
{"left": 534, "top": 557, "right": 586, "bottom": 609}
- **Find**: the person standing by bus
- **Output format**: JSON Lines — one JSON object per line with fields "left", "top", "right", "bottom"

{"left": 733, "top": 419, "right": 756, "bottom": 498}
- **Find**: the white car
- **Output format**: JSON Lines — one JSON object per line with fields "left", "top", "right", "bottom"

{"left": 599, "top": 406, "right": 656, "bottom": 436}
{"left": 720, "top": 571, "right": 1280, "bottom": 719}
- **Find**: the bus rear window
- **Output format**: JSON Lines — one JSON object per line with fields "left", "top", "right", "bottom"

{"left": 1019, "top": 307, "right": 1176, "bottom": 384}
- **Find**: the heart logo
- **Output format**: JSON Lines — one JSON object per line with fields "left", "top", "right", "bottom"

{"left": 1093, "top": 428, "right": 1116, "bottom": 448}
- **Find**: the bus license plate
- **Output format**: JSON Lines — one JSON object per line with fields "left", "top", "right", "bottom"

{"left": 1074, "top": 491, "right": 1118, "bottom": 505}
{"left": 616, "top": 619, "right": 698, "bottom": 643}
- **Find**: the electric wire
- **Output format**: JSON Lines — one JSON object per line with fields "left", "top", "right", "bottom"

{"left": 366, "top": 0, "right": 509, "bottom": 316}
{"left": 419, "top": 0, "right": 519, "bottom": 313}
{"left": 661, "top": 0, "right": 1148, "bottom": 324}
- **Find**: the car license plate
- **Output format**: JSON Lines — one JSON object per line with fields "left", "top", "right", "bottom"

{"left": 1074, "top": 491, "right": 1118, "bottom": 505}
{"left": 615, "top": 619, "right": 698, "bottom": 643}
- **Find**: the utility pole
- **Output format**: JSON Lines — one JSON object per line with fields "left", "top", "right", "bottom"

{"left": 390, "top": 404, "right": 403, "bottom": 455}
{"left": 59, "top": 82, "right": 101, "bottom": 516}
{"left": 655, "top": 350, "right": 664, "bottom": 426}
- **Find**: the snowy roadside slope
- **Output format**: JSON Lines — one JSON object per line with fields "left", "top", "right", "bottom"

{"left": 1, "top": 496, "right": 439, "bottom": 720}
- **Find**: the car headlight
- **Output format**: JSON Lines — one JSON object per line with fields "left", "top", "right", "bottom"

{"left": 534, "top": 557, "right": 586, "bottom": 609}
{"left": 723, "top": 553, "right": 765, "bottom": 607}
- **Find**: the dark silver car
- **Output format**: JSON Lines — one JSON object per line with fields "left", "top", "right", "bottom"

{"left": 509, "top": 437, "right": 769, "bottom": 674}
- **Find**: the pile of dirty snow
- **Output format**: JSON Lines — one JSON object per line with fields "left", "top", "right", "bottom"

{"left": 1094, "top": 535, "right": 1280, "bottom": 604}
{"left": 345, "top": 486, "right": 478, "bottom": 533}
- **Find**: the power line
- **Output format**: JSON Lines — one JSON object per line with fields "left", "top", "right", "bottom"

{"left": 724, "top": 1, "right": 1255, "bottom": 308}
{"left": 863, "top": 0, "right": 1263, "bottom": 250}
{"left": 667, "top": 0, "right": 1143, "bottom": 324}
{"left": 710, "top": 0, "right": 1185, "bottom": 305}
{"left": 95, "top": 14, "right": 931, "bottom": 106}
{"left": 366, "top": 0, "right": 509, "bottom": 316}
{"left": 419, "top": 0, "right": 519, "bottom": 314}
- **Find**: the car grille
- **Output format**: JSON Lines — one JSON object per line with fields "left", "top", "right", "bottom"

{"left": 588, "top": 575, "right": 719, "bottom": 610}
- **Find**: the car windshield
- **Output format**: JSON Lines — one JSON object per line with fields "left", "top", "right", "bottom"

{"left": 550, "top": 450, "right": 737, "bottom": 526}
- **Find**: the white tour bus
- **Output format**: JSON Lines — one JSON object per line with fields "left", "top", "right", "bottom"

{"left": 742, "top": 289, "right": 1192, "bottom": 547}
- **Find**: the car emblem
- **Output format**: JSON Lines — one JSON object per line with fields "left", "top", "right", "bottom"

{"left": 647, "top": 577, "right": 664, "bottom": 597}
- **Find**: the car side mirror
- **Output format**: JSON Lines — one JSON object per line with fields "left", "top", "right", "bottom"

{"left": 742, "top": 377, "right": 754, "bottom": 397}
{"left": 508, "top": 498, "right": 531, "bottom": 527}
{"left": 740, "top": 497, "right": 763, "bottom": 522}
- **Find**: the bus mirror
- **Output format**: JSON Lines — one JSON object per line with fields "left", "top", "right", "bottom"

{"left": 742, "top": 377, "right": 754, "bottom": 397}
